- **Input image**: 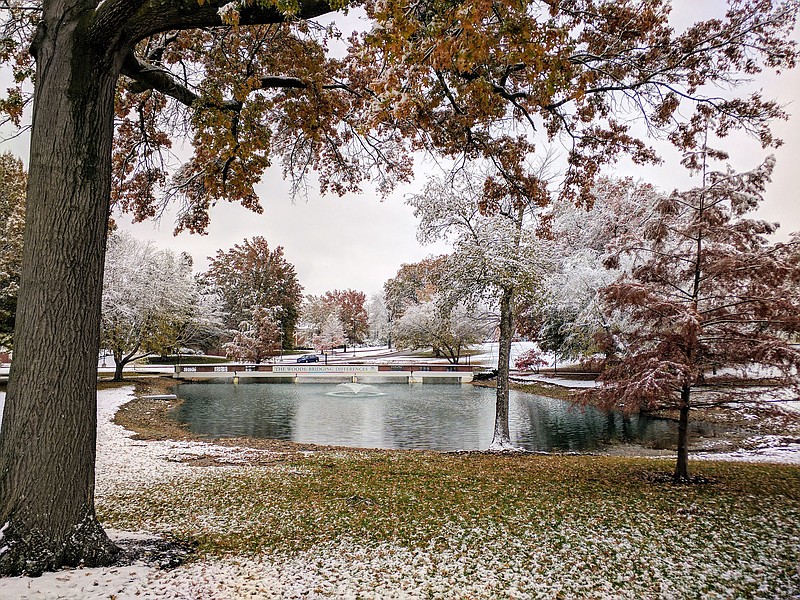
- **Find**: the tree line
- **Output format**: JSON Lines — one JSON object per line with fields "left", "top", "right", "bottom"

{"left": 2, "top": 146, "right": 800, "bottom": 477}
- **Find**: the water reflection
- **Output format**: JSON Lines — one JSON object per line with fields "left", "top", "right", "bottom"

{"left": 171, "top": 383, "right": 692, "bottom": 452}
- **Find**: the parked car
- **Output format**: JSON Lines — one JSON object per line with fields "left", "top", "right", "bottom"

{"left": 296, "top": 354, "right": 320, "bottom": 363}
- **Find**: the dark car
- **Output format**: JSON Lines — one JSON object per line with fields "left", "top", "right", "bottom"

{"left": 296, "top": 354, "right": 320, "bottom": 363}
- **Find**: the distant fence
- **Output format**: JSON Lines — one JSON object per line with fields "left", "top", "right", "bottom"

{"left": 173, "top": 363, "right": 475, "bottom": 384}
{"left": 175, "top": 363, "right": 473, "bottom": 374}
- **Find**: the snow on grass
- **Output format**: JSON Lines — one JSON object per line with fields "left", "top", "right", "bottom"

{"left": 94, "top": 386, "right": 281, "bottom": 498}
{"left": 0, "top": 386, "right": 295, "bottom": 598}
{"left": 1, "top": 387, "right": 800, "bottom": 598}
{"left": 93, "top": 448, "right": 800, "bottom": 599}
{"left": 0, "top": 565, "right": 155, "bottom": 599}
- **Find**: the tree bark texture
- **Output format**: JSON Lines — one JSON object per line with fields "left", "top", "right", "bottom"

{"left": 491, "top": 286, "right": 515, "bottom": 448}
{"left": 673, "top": 385, "right": 691, "bottom": 481}
{"left": 0, "top": 10, "right": 123, "bottom": 575}
{"left": 113, "top": 360, "right": 125, "bottom": 382}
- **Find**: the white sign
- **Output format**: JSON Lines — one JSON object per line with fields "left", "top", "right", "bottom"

{"left": 273, "top": 365, "right": 380, "bottom": 373}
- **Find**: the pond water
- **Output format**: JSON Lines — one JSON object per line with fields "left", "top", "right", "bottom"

{"left": 170, "top": 383, "right": 698, "bottom": 452}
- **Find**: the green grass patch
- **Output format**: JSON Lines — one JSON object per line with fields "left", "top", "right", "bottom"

{"left": 97, "top": 452, "right": 800, "bottom": 596}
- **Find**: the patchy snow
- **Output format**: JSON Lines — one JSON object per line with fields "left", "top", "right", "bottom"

{"left": 0, "top": 383, "right": 799, "bottom": 597}
{"left": 512, "top": 372, "right": 598, "bottom": 388}
{"left": 0, "top": 386, "right": 294, "bottom": 598}
{"left": 94, "top": 386, "right": 279, "bottom": 498}
{"left": 696, "top": 435, "right": 800, "bottom": 465}
{"left": 0, "top": 564, "right": 155, "bottom": 599}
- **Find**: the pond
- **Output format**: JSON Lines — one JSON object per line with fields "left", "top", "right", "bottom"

{"left": 170, "top": 382, "right": 702, "bottom": 452}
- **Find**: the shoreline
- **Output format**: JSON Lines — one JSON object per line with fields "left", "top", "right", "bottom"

{"left": 114, "top": 376, "right": 800, "bottom": 463}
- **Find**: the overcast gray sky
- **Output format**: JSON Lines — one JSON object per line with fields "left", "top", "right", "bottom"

{"left": 2, "top": 1, "right": 799, "bottom": 297}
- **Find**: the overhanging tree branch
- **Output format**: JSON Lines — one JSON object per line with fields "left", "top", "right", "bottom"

{"left": 118, "top": 0, "right": 335, "bottom": 46}
{"left": 121, "top": 52, "right": 356, "bottom": 111}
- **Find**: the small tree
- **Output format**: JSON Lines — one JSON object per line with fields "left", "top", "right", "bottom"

{"left": 537, "top": 307, "right": 595, "bottom": 373}
{"left": 324, "top": 289, "right": 369, "bottom": 349}
{"left": 224, "top": 306, "right": 281, "bottom": 363}
{"left": 312, "top": 314, "right": 346, "bottom": 359}
{"left": 514, "top": 348, "right": 547, "bottom": 373}
{"left": 392, "top": 299, "right": 490, "bottom": 364}
{"left": 588, "top": 150, "right": 800, "bottom": 481}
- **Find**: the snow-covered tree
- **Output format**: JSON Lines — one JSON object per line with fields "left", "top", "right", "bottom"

{"left": 392, "top": 299, "right": 490, "bottom": 364}
{"left": 102, "top": 232, "right": 222, "bottom": 381}
{"left": 384, "top": 256, "right": 449, "bottom": 349}
{"left": 0, "top": 153, "right": 26, "bottom": 348}
{"left": 300, "top": 294, "right": 334, "bottom": 341}
{"left": 312, "top": 314, "right": 346, "bottom": 356}
{"left": 384, "top": 257, "right": 447, "bottom": 317}
{"left": 537, "top": 307, "right": 592, "bottom": 373}
{"left": 300, "top": 290, "right": 370, "bottom": 350}
{"left": 224, "top": 306, "right": 281, "bottom": 363}
{"left": 514, "top": 348, "right": 547, "bottom": 373}
{"left": 587, "top": 150, "right": 800, "bottom": 481}
{"left": 324, "top": 289, "right": 369, "bottom": 348}
{"left": 366, "top": 292, "right": 390, "bottom": 345}
{"left": 408, "top": 170, "right": 546, "bottom": 448}
{"left": 173, "top": 278, "right": 228, "bottom": 356}
{"left": 530, "top": 178, "right": 664, "bottom": 367}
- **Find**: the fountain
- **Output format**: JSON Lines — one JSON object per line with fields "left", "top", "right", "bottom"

{"left": 326, "top": 383, "right": 386, "bottom": 397}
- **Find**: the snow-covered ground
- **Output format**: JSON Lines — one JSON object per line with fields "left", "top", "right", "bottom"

{"left": 0, "top": 387, "right": 291, "bottom": 598}
{"left": 695, "top": 435, "right": 800, "bottom": 465}
{"left": 512, "top": 372, "right": 599, "bottom": 388}
{"left": 0, "top": 379, "right": 798, "bottom": 597}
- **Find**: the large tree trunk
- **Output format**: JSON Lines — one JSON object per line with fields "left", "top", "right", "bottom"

{"left": 490, "top": 286, "right": 515, "bottom": 449}
{"left": 673, "top": 385, "right": 691, "bottom": 482}
{"left": 0, "top": 13, "right": 122, "bottom": 575}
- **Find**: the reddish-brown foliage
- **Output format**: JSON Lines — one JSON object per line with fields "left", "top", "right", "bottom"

{"left": 205, "top": 236, "right": 303, "bottom": 349}
{"left": 586, "top": 152, "right": 800, "bottom": 415}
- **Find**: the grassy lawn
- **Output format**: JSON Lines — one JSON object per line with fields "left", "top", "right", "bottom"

{"left": 97, "top": 451, "right": 800, "bottom": 598}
